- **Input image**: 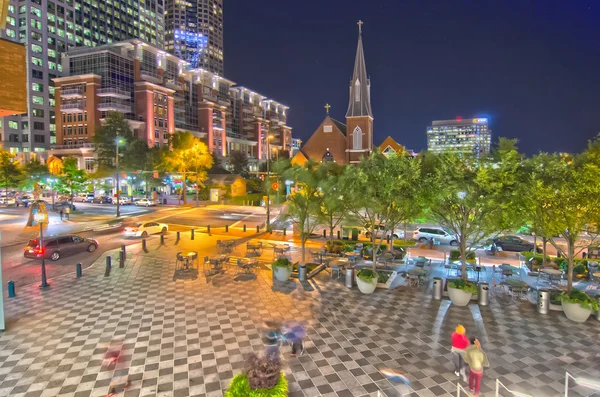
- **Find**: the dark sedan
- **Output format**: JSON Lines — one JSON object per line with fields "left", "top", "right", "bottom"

{"left": 24, "top": 235, "right": 98, "bottom": 261}
{"left": 493, "top": 235, "right": 542, "bottom": 253}
{"left": 92, "top": 196, "right": 113, "bottom": 204}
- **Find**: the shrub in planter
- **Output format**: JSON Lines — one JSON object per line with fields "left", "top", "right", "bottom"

{"left": 226, "top": 354, "right": 288, "bottom": 397}
{"left": 559, "top": 290, "right": 599, "bottom": 323}
{"left": 272, "top": 258, "right": 293, "bottom": 282}
{"left": 356, "top": 268, "right": 378, "bottom": 294}
{"left": 447, "top": 279, "right": 478, "bottom": 306}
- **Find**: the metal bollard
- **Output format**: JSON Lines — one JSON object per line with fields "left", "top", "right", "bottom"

{"left": 142, "top": 239, "right": 147, "bottom": 251}
{"left": 243, "top": 224, "right": 247, "bottom": 232}
{"left": 160, "top": 234, "right": 165, "bottom": 245}
{"left": 432, "top": 277, "right": 443, "bottom": 300}
{"left": 298, "top": 264, "right": 307, "bottom": 281}
{"left": 538, "top": 289, "right": 550, "bottom": 314}
{"left": 207, "top": 225, "right": 211, "bottom": 234}
{"left": 7, "top": 281, "right": 15, "bottom": 298}
{"left": 345, "top": 268, "right": 354, "bottom": 288}
{"left": 478, "top": 282, "right": 489, "bottom": 306}
{"left": 387, "top": 235, "right": 390, "bottom": 245}
{"left": 121, "top": 244, "right": 126, "bottom": 261}
{"left": 191, "top": 228, "right": 195, "bottom": 240}
{"left": 119, "top": 250, "right": 125, "bottom": 268}
{"left": 283, "top": 228, "right": 286, "bottom": 236}
{"left": 76, "top": 263, "right": 82, "bottom": 278}
{"left": 105, "top": 256, "right": 112, "bottom": 277}
{"left": 337, "top": 230, "right": 341, "bottom": 240}
{"left": 257, "top": 225, "right": 260, "bottom": 233}
{"left": 323, "top": 230, "right": 326, "bottom": 238}
{"left": 225, "top": 225, "right": 228, "bottom": 233}
{"left": 176, "top": 231, "right": 180, "bottom": 240}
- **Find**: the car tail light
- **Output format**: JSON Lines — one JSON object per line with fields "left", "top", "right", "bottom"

{"left": 414, "top": 231, "right": 419, "bottom": 235}
{"left": 36, "top": 248, "right": 44, "bottom": 255}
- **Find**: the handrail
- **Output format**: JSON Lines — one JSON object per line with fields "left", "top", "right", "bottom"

{"left": 565, "top": 371, "right": 600, "bottom": 396}
{"left": 456, "top": 382, "right": 470, "bottom": 396}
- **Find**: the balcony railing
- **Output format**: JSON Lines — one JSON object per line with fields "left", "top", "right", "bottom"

{"left": 61, "top": 87, "right": 83, "bottom": 98}
{"left": 97, "top": 103, "right": 132, "bottom": 113}
{"left": 140, "top": 70, "right": 163, "bottom": 84}
{"left": 97, "top": 87, "right": 131, "bottom": 99}
{"left": 60, "top": 103, "right": 84, "bottom": 112}
{"left": 165, "top": 80, "right": 184, "bottom": 90}
{"left": 51, "top": 142, "right": 94, "bottom": 150}
{"left": 213, "top": 123, "right": 224, "bottom": 130}
{"left": 218, "top": 98, "right": 230, "bottom": 107}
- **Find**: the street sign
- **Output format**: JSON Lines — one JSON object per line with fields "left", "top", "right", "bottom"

{"left": 272, "top": 183, "right": 279, "bottom": 190}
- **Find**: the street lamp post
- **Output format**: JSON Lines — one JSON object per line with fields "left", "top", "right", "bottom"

{"left": 46, "top": 178, "right": 55, "bottom": 210}
{"left": 34, "top": 213, "right": 49, "bottom": 288}
{"left": 115, "top": 138, "right": 122, "bottom": 218}
{"left": 266, "top": 134, "right": 273, "bottom": 232}
{"left": 273, "top": 147, "right": 280, "bottom": 208}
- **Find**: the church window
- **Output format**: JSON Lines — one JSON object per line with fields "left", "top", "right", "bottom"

{"left": 353, "top": 126, "right": 362, "bottom": 150}
{"left": 354, "top": 80, "right": 360, "bottom": 102}
{"left": 323, "top": 125, "right": 332, "bottom": 133}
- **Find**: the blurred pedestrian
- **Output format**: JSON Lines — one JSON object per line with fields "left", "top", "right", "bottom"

{"left": 463, "top": 338, "right": 489, "bottom": 397}
{"left": 282, "top": 320, "right": 306, "bottom": 357}
{"left": 65, "top": 207, "right": 70, "bottom": 220}
{"left": 451, "top": 325, "right": 469, "bottom": 382}
{"left": 59, "top": 209, "right": 63, "bottom": 220}
{"left": 262, "top": 320, "right": 281, "bottom": 360}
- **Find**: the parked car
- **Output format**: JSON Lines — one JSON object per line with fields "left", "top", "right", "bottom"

{"left": 0, "top": 197, "right": 16, "bottom": 206}
{"left": 16, "top": 195, "right": 32, "bottom": 206}
{"left": 134, "top": 198, "right": 157, "bottom": 207}
{"left": 92, "top": 196, "right": 113, "bottom": 204}
{"left": 412, "top": 227, "right": 458, "bottom": 246}
{"left": 123, "top": 222, "right": 168, "bottom": 237}
{"left": 112, "top": 197, "right": 131, "bottom": 205}
{"left": 75, "top": 193, "right": 95, "bottom": 203}
{"left": 362, "top": 223, "right": 404, "bottom": 239}
{"left": 24, "top": 235, "right": 98, "bottom": 261}
{"left": 493, "top": 235, "right": 541, "bottom": 253}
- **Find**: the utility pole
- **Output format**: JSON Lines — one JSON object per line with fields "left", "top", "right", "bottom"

{"left": 266, "top": 134, "right": 271, "bottom": 232}
{"left": 116, "top": 137, "right": 121, "bottom": 217}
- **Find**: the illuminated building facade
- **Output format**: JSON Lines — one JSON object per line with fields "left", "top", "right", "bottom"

{"left": 165, "top": 0, "right": 223, "bottom": 74}
{"left": 427, "top": 117, "right": 491, "bottom": 157}
{"left": 0, "top": 0, "right": 165, "bottom": 153}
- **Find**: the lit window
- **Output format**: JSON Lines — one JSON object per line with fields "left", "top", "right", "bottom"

{"left": 31, "top": 57, "right": 43, "bottom": 67}
{"left": 33, "top": 96, "right": 44, "bottom": 105}
{"left": 32, "top": 83, "right": 43, "bottom": 92}
{"left": 48, "top": 49, "right": 56, "bottom": 58}
{"left": 8, "top": 121, "right": 18, "bottom": 129}
{"left": 5, "top": 29, "right": 16, "bottom": 38}
{"left": 32, "top": 44, "right": 43, "bottom": 53}
{"left": 6, "top": 16, "right": 16, "bottom": 26}
{"left": 48, "top": 61, "right": 56, "bottom": 70}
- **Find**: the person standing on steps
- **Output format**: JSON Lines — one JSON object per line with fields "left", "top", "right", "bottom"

{"left": 463, "top": 338, "right": 489, "bottom": 397}
{"left": 451, "top": 325, "right": 469, "bottom": 382}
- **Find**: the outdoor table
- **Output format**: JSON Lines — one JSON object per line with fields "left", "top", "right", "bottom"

{"left": 208, "top": 255, "right": 228, "bottom": 272}
{"left": 312, "top": 251, "right": 332, "bottom": 264}
{"left": 379, "top": 253, "right": 395, "bottom": 268}
{"left": 177, "top": 251, "right": 198, "bottom": 271}
{"left": 329, "top": 258, "right": 349, "bottom": 268}
{"left": 505, "top": 279, "right": 529, "bottom": 299}
{"left": 414, "top": 256, "right": 429, "bottom": 268}
{"left": 541, "top": 268, "right": 562, "bottom": 284}
{"left": 238, "top": 258, "right": 258, "bottom": 274}
{"left": 273, "top": 244, "right": 291, "bottom": 257}
{"left": 407, "top": 267, "right": 428, "bottom": 286}
{"left": 218, "top": 240, "right": 235, "bottom": 253}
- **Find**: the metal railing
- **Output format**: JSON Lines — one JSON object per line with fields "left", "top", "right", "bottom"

{"left": 97, "top": 103, "right": 132, "bottom": 113}
{"left": 140, "top": 69, "right": 163, "bottom": 83}
{"left": 51, "top": 143, "right": 94, "bottom": 150}
{"left": 61, "top": 87, "right": 83, "bottom": 97}
{"left": 60, "top": 103, "right": 83, "bottom": 111}
{"left": 565, "top": 372, "right": 600, "bottom": 396}
{"left": 97, "top": 87, "right": 131, "bottom": 98}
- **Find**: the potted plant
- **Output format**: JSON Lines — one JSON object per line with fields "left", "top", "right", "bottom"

{"left": 447, "top": 279, "right": 478, "bottom": 306}
{"left": 272, "top": 258, "right": 292, "bottom": 282}
{"left": 226, "top": 354, "right": 288, "bottom": 397}
{"left": 559, "top": 290, "right": 599, "bottom": 323}
{"left": 356, "top": 268, "right": 378, "bottom": 294}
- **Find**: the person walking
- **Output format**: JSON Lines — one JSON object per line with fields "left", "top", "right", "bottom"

{"left": 282, "top": 320, "right": 306, "bottom": 357}
{"left": 463, "top": 338, "right": 489, "bottom": 397}
{"left": 451, "top": 325, "right": 469, "bottom": 382}
{"left": 59, "top": 209, "right": 63, "bottom": 220}
{"left": 65, "top": 207, "right": 70, "bottom": 220}
{"left": 262, "top": 320, "right": 281, "bottom": 360}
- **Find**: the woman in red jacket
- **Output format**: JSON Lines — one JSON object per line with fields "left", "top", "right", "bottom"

{"left": 451, "top": 325, "right": 469, "bottom": 381}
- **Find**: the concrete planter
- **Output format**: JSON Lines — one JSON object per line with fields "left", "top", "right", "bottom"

{"left": 562, "top": 301, "right": 592, "bottom": 323}
{"left": 356, "top": 276, "right": 378, "bottom": 294}
{"left": 376, "top": 271, "right": 398, "bottom": 289}
{"left": 448, "top": 286, "right": 473, "bottom": 306}
{"left": 273, "top": 266, "right": 292, "bottom": 282}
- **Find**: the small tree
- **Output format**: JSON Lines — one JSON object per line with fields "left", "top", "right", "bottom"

{"left": 92, "top": 111, "right": 135, "bottom": 169}
{"left": 283, "top": 161, "right": 322, "bottom": 263}
{"left": 229, "top": 150, "right": 249, "bottom": 177}
{"left": 423, "top": 147, "right": 521, "bottom": 279}
{"left": 530, "top": 141, "right": 600, "bottom": 292}
{"left": 59, "top": 158, "right": 88, "bottom": 209}
{"left": 21, "top": 158, "right": 49, "bottom": 191}
{"left": 0, "top": 149, "right": 22, "bottom": 198}
{"left": 316, "top": 162, "right": 347, "bottom": 241}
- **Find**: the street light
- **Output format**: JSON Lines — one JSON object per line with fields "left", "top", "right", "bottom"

{"left": 266, "top": 134, "right": 274, "bottom": 232}
{"left": 115, "top": 137, "right": 123, "bottom": 217}
{"left": 34, "top": 212, "right": 49, "bottom": 288}
{"left": 272, "top": 147, "right": 280, "bottom": 207}
{"left": 46, "top": 178, "right": 56, "bottom": 210}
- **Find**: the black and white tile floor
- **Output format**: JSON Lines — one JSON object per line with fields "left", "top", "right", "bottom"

{"left": 0, "top": 244, "right": 599, "bottom": 397}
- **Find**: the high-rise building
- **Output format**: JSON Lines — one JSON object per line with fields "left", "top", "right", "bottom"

{"left": 427, "top": 117, "right": 491, "bottom": 157}
{"left": 0, "top": 0, "right": 165, "bottom": 154}
{"left": 164, "top": 0, "right": 223, "bottom": 75}
{"left": 50, "top": 39, "right": 291, "bottom": 173}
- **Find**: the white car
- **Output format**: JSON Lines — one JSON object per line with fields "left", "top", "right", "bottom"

{"left": 112, "top": 197, "right": 131, "bottom": 205}
{"left": 362, "top": 223, "right": 404, "bottom": 240}
{"left": 123, "top": 222, "right": 168, "bottom": 237}
{"left": 134, "top": 198, "right": 157, "bottom": 207}
{"left": 0, "top": 197, "right": 16, "bottom": 206}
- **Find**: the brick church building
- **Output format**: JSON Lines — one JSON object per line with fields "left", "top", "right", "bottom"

{"left": 292, "top": 21, "right": 374, "bottom": 166}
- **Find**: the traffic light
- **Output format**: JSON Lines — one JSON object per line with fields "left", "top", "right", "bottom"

{"left": 272, "top": 183, "right": 279, "bottom": 190}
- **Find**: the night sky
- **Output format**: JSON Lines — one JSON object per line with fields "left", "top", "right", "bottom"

{"left": 224, "top": 1, "right": 600, "bottom": 155}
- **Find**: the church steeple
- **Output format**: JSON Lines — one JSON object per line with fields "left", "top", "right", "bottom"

{"left": 346, "top": 20, "right": 373, "bottom": 118}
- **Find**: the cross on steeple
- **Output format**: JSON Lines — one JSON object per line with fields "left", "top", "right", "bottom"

{"left": 357, "top": 20, "right": 364, "bottom": 34}
{"left": 325, "top": 103, "right": 331, "bottom": 114}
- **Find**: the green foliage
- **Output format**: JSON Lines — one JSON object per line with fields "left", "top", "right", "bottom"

{"left": 549, "top": 290, "right": 562, "bottom": 305}
{"left": 378, "top": 272, "right": 391, "bottom": 284}
{"left": 229, "top": 150, "right": 249, "bottom": 177}
{"left": 93, "top": 111, "right": 135, "bottom": 169}
{"left": 229, "top": 193, "right": 264, "bottom": 206}
{"left": 0, "top": 149, "right": 22, "bottom": 194}
{"left": 58, "top": 158, "right": 88, "bottom": 205}
{"left": 21, "top": 158, "right": 48, "bottom": 190}
{"left": 226, "top": 373, "right": 287, "bottom": 397}
{"left": 450, "top": 250, "right": 476, "bottom": 261}
{"left": 271, "top": 257, "right": 291, "bottom": 269}
{"left": 246, "top": 178, "right": 264, "bottom": 194}
{"left": 559, "top": 290, "right": 599, "bottom": 311}
{"left": 357, "top": 268, "right": 378, "bottom": 283}
{"left": 448, "top": 279, "right": 478, "bottom": 295}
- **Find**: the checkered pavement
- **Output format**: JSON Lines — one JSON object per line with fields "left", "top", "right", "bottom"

{"left": 0, "top": 242, "right": 599, "bottom": 397}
